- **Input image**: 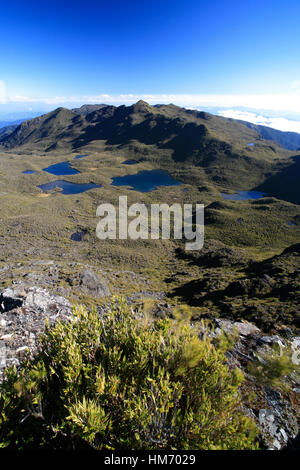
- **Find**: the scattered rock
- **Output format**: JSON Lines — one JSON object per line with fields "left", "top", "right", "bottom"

{"left": 201, "top": 317, "right": 300, "bottom": 449}
{"left": 214, "top": 318, "right": 260, "bottom": 337}
{"left": 78, "top": 269, "right": 110, "bottom": 298}
{"left": 0, "top": 286, "right": 72, "bottom": 381}
{"left": 258, "top": 388, "right": 299, "bottom": 449}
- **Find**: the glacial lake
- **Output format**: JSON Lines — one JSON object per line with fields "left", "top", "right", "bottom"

{"left": 74, "top": 154, "right": 88, "bottom": 160}
{"left": 70, "top": 230, "right": 86, "bottom": 241}
{"left": 22, "top": 170, "right": 36, "bottom": 174}
{"left": 43, "top": 161, "right": 80, "bottom": 175}
{"left": 111, "top": 170, "right": 183, "bottom": 192}
{"left": 38, "top": 180, "right": 101, "bottom": 195}
{"left": 122, "top": 159, "right": 139, "bottom": 165}
{"left": 221, "top": 190, "right": 265, "bottom": 201}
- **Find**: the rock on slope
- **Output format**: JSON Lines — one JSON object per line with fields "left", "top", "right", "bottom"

{"left": 0, "top": 286, "right": 72, "bottom": 380}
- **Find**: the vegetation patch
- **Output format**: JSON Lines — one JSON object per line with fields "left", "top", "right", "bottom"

{"left": 0, "top": 301, "right": 258, "bottom": 450}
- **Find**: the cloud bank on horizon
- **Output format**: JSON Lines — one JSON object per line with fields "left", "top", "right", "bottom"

{"left": 3, "top": 90, "right": 300, "bottom": 111}
{"left": 2, "top": 79, "right": 300, "bottom": 133}
{"left": 217, "top": 109, "right": 300, "bottom": 134}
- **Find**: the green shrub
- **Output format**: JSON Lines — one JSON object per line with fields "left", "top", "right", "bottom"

{"left": 0, "top": 299, "right": 258, "bottom": 450}
{"left": 248, "top": 345, "right": 299, "bottom": 391}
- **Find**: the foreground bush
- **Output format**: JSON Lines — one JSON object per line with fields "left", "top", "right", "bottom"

{"left": 0, "top": 300, "right": 258, "bottom": 449}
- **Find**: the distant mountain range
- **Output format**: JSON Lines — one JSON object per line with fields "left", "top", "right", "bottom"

{"left": 0, "top": 100, "right": 299, "bottom": 203}
{"left": 0, "top": 123, "right": 19, "bottom": 139}
{"left": 0, "top": 119, "right": 24, "bottom": 128}
{"left": 1, "top": 102, "right": 300, "bottom": 150}
{"left": 238, "top": 120, "right": 300, "bottom": 150}
{"left": 0, "top": 100, "right": 283, "bottom": 152}
{"left": 0, "top": 114, "right": 46, "bottom": 139}
{"left": 71, "top": 104, "right": 108, "bottom": 116}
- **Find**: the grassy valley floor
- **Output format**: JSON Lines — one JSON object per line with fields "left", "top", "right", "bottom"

{"left": 0, "top": 145, "right": 299, "bottom": 333}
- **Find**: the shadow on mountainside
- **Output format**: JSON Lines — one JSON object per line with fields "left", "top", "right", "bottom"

{"left": 171, "top": 243, "right": 300, "bottom": 332}
{"left": 256, "top": 155, "right": 300, "bottom": 205}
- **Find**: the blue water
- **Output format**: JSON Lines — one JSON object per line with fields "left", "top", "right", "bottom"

{"left": 38, "top": 180, "right": 101, "bottom": 195}
{"left": 22, "top": 170, "right": 36, "bottom": 174}
{"left": 70, "top": 231, "right": 86, "bottom": 241}
{"left": 122, "top": 159, "right": 139, "bottom": 165}
{"left": 43, "top": 161, "right": 80, "bottom": 175}
{"left": 74, "top": 154, "right": 88, "bottom": 160}
{"left": 221, "top": 190, "right": 265, "bottom": 201}
{"left": 111, "top": 170, "right": 182, "bottom": 192}
{"left": 248, "top": 142, "right": 255, "bottom": 146}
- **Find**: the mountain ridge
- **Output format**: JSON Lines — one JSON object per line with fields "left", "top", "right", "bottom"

{"left": 2, "top": 102, "right": 300, "bottom": 151}
{"left": 0, "top": 101, "right": 299, "bottom": 202}
{"left": 0, "top": 101, "right": 283, "bottom": 153}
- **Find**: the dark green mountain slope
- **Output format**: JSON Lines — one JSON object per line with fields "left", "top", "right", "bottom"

{"left": 0, "top": 107, "right": 85, "bottom": 150}
{"left": 0, "top": 101, "right": 283, "bottom": 157}
{"left": 173, "top": 242, "right": 300, "bottom": 331}
{"left": 256, "top": 155, "right": 300, "bottom": 204}
{"left": 0, "top": 100, "right": 297, "bottom": 199}
{"left": 0, "top": 123, "right": 18, "bottom": 139}
{"left": 240, "top": 120, "right": 300, "bottom": 150}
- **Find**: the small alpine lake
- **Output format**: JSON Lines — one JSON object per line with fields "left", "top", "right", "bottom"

{"left": 111, "top": 169, "right": 183, "bottom": 192}
{"left": 43, "top": 161, "right": 80, "bottom": 175}
{"left": 38, "top": 180, "right": 101, "bottom": 195}
{"left": 221, "top": 190, "right": 265, "bottom": 201}
{"left": 122, "top": 159, "right": 139, "bottom": 165}
{"left": 74, "top": 154, "right": 88, "bottom": 160}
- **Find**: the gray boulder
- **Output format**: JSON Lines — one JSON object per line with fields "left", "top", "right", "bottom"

{"left": 0, "top": 286, "right": 72, "bottom": 381}
{"left": 78, "top": 269, "right": 110, "bottom": 298}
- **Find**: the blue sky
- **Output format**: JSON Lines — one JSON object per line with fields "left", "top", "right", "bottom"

{"left": 1, "top": 0, "right": 300, "bottom": 122}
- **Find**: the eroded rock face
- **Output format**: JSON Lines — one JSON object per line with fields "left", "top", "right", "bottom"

{"left": 0, "top": 286, "right": 72, "bottom": 380}
{"left": 258, "top": 389, "right": 298, "bottom": 450}
{"left": 205, "top": 318, "right": 300, "bottom": 450}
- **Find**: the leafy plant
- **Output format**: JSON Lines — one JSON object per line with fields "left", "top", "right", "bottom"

{"left": 0, "top": 299, "right": 258, "bottom": 450}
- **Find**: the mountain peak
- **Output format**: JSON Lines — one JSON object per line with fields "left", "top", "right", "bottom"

{"left": 52, "top": 107, "right": 76, "bottom": 115}
{"left": 72, "top": 104, "right": 108, "bottom": 116}
{"left": 132, "top": 100, "right": 153, "bottom": 112}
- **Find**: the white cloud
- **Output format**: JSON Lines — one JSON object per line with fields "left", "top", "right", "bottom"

{"left": 0, "top": 81, "right": 6, "bottom": 103}
{"left": 6, "top": 93, "right": 300, "bottom": 112}
{"left": 218, "top": 109, "right": 300, "bottom": 133}
{"left": 4, "top": 92, "right": 300, "bottom": 132}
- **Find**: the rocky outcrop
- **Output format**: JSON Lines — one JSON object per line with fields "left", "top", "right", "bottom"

{"left": 204, "top": 318, "right": 300, "bottom": 450}
{"left": 257, "top": 388, "right": 298, "bottom": 450}
{"left": 78, "top": 269, "right": 110, "bottom": 298}
{"left": 0, "top": 286, "right": 72, "bottom": 380}
{"left": 0, "top": 262, "right": 112, "bottom": 301}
